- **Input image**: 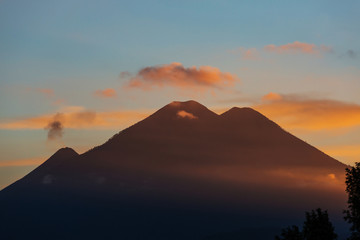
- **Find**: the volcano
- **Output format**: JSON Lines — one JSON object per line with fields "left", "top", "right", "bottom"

{"left": 0, "top": 101, "right": 347, "bottom": 240}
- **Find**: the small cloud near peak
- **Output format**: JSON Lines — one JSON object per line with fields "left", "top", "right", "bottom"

{"left": 177, "top": 110, "right": 198, "bottom": 120}
{"left": 169, "top": 101, "right": 182, "bottom": 107}
{"left": 328, "top": 173, "right": 336, "bottom": 180}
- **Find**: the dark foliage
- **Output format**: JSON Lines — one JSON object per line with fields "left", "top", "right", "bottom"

{"left": 275, "top": 208, "right": 337, "bottom": 240}
{"left": 303, "top": 208, "right": 337, "bottom": 240}
{"left": 275, "top": 225, "right": 304, "bottom": 240}
{"left": 344, "top": 162, "right": 360, "bottom": 240}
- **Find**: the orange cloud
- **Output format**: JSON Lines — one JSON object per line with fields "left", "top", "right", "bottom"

{"left": 124, "top": 62, "right": 238, "bottom": 90}
{"left": 177, "top": 110, "right": 198, "bottom": 119}
{"left": 0, "top": 157, "right": 45, "bottom": 167}
{"left": 264, "top": 41, "right": 332, "bottom": 55}
{"left": 94, "top": 88, "right": 117, "bottom": 98}
{"left": 0, "top": 106, "right": 151, "bottom": 130}
{"left": 254, "top": 93, "right": 360, "bottom": 130}
{"left": 262, "top": 92, "right": 283, "bottom": 101}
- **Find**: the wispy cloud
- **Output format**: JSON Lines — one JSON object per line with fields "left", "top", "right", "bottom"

{"left": 94, "top": 88, "right": 117, "bottom": 98}
{"left": 123, "top": 62, "right": 238, "bottom": 91}
{"left": 264, "top": 41, "right": 332, "bottom": 55}
{"left": 36, "top": 88, "right": 55, "bottom": 97}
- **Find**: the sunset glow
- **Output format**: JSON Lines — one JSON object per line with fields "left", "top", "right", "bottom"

{"left": 0, "top": 0, "right": 359, "bottom": 193}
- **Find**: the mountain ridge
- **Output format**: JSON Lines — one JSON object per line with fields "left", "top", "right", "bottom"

{"left": 0, "top": 100, "right": 348, "bottom": 240}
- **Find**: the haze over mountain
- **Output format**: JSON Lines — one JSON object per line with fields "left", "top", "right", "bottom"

{"left": 0, "top": 101, "right": 348, "bottom": 240}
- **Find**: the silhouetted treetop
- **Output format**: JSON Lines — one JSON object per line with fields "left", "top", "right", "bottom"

{"left": 344, "top": 162, "right": 360, "bottom": 240}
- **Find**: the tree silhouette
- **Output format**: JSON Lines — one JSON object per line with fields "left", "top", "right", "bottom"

{"left": 344, "top": 162, "right": 360, "bottom": 240}
{"left": 275, "top": 225, "right": 304, "bottom": 240}
{"left": 303, "top": 208, "right": 337, "bottom": 240}
{"left": 275, "top": 208, "right": 337, "bottom": 240}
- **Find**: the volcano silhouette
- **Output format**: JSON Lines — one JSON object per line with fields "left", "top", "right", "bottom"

{"left": 0, "top": 101, "right": 347, "bottom": 240}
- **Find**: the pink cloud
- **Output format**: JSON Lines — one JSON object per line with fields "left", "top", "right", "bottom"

{"left": 124, "top": 62, "right": 238, "bottom": 91}
{"left": 264, "top": 41, "right": 332, "bottom": 55}
{"left": 262, "top": 92, "right": 283, "bottom": 101}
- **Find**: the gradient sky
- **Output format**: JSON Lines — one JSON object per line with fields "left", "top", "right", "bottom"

{"left": 0, "top": 0, "right": 359, "bottom": 189}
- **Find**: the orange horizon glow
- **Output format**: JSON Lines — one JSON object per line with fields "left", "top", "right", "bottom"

{"left": 0, "top": 108, "right": 152, "bottom": 130}
{"left": 254, "top": 93, "right": 360, "bottom": 130}
{"left": 1, "top": 97, "right": 359, "bottom": 165}
{"left": 0, "top": 157, "right": 45, "bottom": 167}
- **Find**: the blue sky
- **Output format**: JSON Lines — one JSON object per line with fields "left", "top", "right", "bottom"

{"left": 0, "top": 0, "right": 359, "bottom": 188}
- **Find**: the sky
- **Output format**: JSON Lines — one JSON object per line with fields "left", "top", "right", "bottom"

{"left": 0, "top": 0, "right": 359, "bottom": 189}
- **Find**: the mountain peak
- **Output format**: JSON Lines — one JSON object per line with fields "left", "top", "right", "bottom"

{"left": 147, "top": 100, "right": 218, "bottom": 121}
{"left": 221, "top": 106, "right": 272, "bottom": 119}
{"left": 53, "top": 147, "right": 78, "bottom": 158}
{"left": 167, "top": 100, "right": 204, "bottom": 108}
{"left": 166, "top": 100, "right": 212, "bottom": 112}
{"left": 220, "top": 106, "right": 281, "bottom": 130}
{"left": 221, "top": 106, "right": 261, "bottom": 117}
{"left": 38, "top": 147, "right": 79, "bottom": 170}
{"left": 0, "top": 147, "right": 79, "bottom": 191}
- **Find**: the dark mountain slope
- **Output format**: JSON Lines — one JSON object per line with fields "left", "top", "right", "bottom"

{"left": 0, "top": 101, "right": 348, "bottom": 240}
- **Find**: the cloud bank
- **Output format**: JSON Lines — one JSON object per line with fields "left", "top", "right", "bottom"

{"left": 255, "top": 93, "right": 360, "bottom": 130}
